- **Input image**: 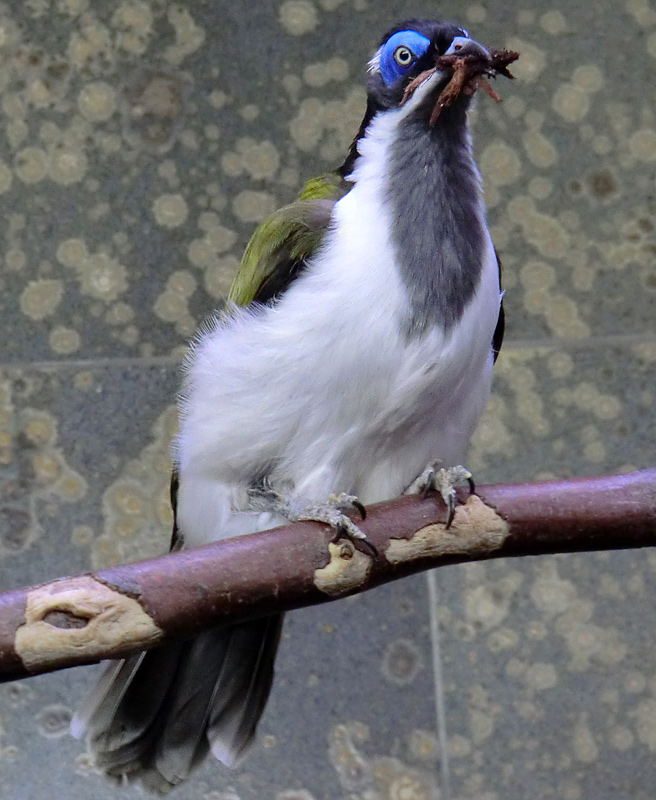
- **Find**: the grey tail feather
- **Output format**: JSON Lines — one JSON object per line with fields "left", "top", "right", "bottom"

{"left": 71, "top": 615, "right": 284, "bottom": 794}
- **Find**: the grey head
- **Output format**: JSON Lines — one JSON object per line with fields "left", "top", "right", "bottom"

{"left": 341, "top": 20, "right": 497, "bottom": 338}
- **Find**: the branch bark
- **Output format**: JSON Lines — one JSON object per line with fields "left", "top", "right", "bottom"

{"left": 1, "top": 469, "right": 655, "bottom": 682}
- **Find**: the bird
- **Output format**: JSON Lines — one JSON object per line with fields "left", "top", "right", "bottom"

{"left": 71, "top": 18, "right": 508, "bottom": 794}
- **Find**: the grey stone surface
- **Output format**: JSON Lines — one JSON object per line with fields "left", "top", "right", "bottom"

{"left": 0, "top": 1, "right": 654, "bottom": 799}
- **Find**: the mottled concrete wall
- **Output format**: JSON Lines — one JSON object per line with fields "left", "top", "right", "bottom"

{"left": 0, "top": 2, "right": 654, "bottom": 799}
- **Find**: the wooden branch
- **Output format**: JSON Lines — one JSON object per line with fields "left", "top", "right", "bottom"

{"left": 1, "top": 469, "right": 655, "bottom": 682}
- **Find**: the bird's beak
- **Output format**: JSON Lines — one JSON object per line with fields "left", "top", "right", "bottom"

{"left": 442, "top": 36, "right": 491, "bottom": 66}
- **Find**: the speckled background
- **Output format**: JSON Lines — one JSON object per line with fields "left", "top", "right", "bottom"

{"left": 0, "top": 1, "right": 654, "bottom": 799}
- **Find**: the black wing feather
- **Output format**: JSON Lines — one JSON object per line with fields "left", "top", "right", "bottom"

{"left": 492, "top": 249, "right": 505, "bottom": 363}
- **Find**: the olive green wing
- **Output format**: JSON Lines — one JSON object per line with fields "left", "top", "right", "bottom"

{"left": 171, "top": 173, "right": 350, "bottom": 552}
{"left": 228, "top": 172, "right": 351, "bottom": 308}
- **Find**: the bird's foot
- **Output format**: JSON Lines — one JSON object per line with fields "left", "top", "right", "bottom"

{"left": 253, "top": 487, "right": 376, "bottom": 556}
{"left": 405, "top": 461, "right": 475, "bottom": 529}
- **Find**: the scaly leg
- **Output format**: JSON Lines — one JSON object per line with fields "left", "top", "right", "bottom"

{"left": 249, "top": 486, "right": 375, "bottom": 555}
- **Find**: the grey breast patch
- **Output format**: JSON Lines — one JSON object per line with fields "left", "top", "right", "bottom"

{"left": 387, "top": 106, "right": 487, "bottom": 338}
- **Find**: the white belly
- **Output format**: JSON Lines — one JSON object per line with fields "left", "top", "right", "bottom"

{"left": 176, "top": 108, "right": 501, "bottom": 545}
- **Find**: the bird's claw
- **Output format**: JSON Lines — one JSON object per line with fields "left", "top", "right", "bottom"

{"left": 406, "top": 462, "right": 475, "bottom": 529}
{"left": 262, "top": 489, "right": 376, "bottom": 555}
{"left": 329, "top": 520, "right": 378, "bottom": 557}
{"left": 326, "top": 493, "right": 367, "bottom": 523}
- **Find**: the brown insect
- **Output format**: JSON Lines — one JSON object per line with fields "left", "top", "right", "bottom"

{"left": 401, "top": 48, "right": 520, "bottom": 127}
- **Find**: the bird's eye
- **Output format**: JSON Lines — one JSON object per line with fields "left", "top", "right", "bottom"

{"left": 393, "top": 45, "right": 414, "bottom": 67}
{"left": 375, "top": 30, "right": 429, "bottom": 86}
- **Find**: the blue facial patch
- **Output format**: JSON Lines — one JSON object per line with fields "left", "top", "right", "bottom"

{"left": 379, "top": 30, "right": 431, "bottom": 86}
